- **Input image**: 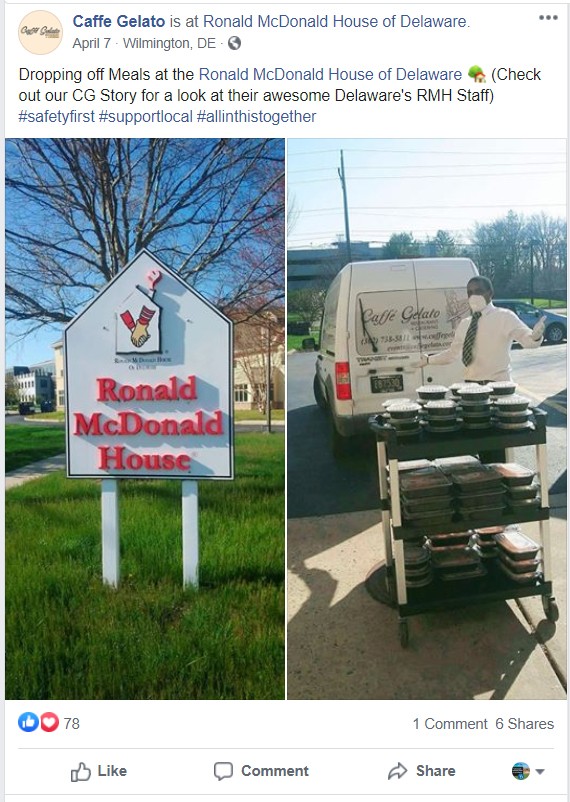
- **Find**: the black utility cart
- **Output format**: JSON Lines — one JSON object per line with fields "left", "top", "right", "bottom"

{"left": 369, "top": 408, "right": 558, "bottom": 648}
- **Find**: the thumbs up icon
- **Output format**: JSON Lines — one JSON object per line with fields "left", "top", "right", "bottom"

{"left": 71, "top": 763, "right": 91, "bottom": 782}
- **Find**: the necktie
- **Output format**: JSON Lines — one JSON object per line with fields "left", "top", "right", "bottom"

{"left": 462, "top": 311, "right": 482, "bottom": 366}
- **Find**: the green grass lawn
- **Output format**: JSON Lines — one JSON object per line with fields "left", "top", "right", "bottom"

{"left": 5, "top": 433, "right": 284, "bottom": 700}
{"left": 30, "top": 410, "right": 66, "bottom": 422}
{"left": 234, "top": 409, "right": 285, "bottom": 421}
{"left": 6, "top": 425, "right": 66, "bottom": 472}
{"left": 519, "top": 298, "right": 566, "bottom": 310}
{"left": 287, "top": 332, "right": 319, "bottom": 352}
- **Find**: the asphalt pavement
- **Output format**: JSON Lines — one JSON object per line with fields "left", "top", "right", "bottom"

{"left": 287, "top": 346, "right": 567, "bottom": 700}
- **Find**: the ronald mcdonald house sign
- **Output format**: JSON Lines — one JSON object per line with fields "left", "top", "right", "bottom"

{"left": 64, "top": 250, "right": 233, "bottom": 587}
{"left": 65, "top": 250, "right": 233, "bottom": 480}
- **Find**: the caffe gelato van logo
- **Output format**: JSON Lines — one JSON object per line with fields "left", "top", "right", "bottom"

{"left": 19, "top": 10, "right": 62, "bottom": 54}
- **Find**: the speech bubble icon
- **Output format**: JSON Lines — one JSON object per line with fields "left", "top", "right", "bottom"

{"left": 214, "top": 762, "right": 233, "bottom": 781}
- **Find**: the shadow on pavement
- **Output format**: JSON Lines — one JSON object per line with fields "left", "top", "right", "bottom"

{"left": 288, "top": 557, "right": 561, "bottom": 700}
{"left": 287, "top": 404, "right": 378, "bottom": 519}
{"left": 541, "top": 387, "right": 567, "bottom": 429}
{"left": 287, "top": 502, "right": 566, "bottom": 700}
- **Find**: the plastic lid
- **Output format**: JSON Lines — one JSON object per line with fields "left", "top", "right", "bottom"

{"left": 417, "top": 385, "right": 448, "bottom": 394}
{"left": 494, "top": 394, "right": 531, "bottom": 407}
{"left": 388, "top": 402, "right": 422, "bottom": 413}
{"left": 458, "top": 384, "right": 493, "bottom": 396}
{"left": 424, "top": 399, "right": 457, "bottom": 410}
{"left": 487, "top": 463, "right": 535, "bottom": 479}
{"left": 490, "top": 381, "right": 517, "bottom": 390}
{"left": 495, "top": 528, "right": 540, "bottom": 555}
{"left": 383, "top": 398, "right": 412, "bottom": 408}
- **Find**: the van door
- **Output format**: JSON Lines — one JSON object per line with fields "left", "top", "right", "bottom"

{"left": 316, "top": 271, "right": 343, "bottom": 405}
{"left": 348, "top": 261, "right": 424, "bottom": 416}
{"left": 413, "top": 259, "right": 476, "bottom": 387}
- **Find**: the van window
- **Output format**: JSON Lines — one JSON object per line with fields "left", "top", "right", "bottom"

{"left": 355, "top": 288, "right": 468, "bottom": 356}
{"left": 320, "top": 274, "right": 341, "bottom": 354}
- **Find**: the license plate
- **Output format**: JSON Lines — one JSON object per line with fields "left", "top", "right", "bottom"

{"left": 371, "top": 375, "right": 404, "bottom": 394}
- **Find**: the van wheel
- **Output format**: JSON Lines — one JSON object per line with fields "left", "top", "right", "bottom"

{"left": 313, "top": 375, "right": 328, "bottom": 410}
{"left": 545, "top": 323, "right": 565, "bottom": 344}
{"left": 331, "top": 416, "right": 350, "bottom": 458}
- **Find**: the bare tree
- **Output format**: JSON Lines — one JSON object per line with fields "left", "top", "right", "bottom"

{"left": 6, "top": 138, "right": 284, "bottom": 332}
{"left": 234, "top": 312, "right": 285, "bottom": 413}
{"left": 288, "top": 288, "right": 325, "bottom": 327}
{"left": 5, "top": 373, "right": 19, "bottom": 407}
{"left": 471, "top": 211, "right": 566, "bottom": 296}
{"left": 526, "top": 213, "right": 567, "bottom": 300}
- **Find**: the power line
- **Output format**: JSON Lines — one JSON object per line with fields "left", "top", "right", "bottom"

{"left": 297, "top": 208, "right": 564, "bottom": 223}
{"left": 292, "top": 169, "right": 565, "bottom": 185}
{"left": 289, "top": 147, "right": 566, "bottom": 157}
{"left": 287, "top": 161, "right": 566, "bottom": 175}
{"left": 295, "top": 202, "right": 565, "bottom": 212}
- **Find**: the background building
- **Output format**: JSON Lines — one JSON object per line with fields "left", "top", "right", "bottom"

{"left": 5, "top": 361, "right": 55, "bottom": 406}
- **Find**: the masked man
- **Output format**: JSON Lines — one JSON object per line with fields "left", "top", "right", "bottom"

{"left": 416, "top": 276, "right": 546, "bottom": 381}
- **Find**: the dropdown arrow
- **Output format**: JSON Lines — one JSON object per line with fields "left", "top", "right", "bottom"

{"left": 535, "top": 769, "right": 545, "bottom": 775}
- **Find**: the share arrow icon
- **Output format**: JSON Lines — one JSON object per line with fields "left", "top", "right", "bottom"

{"left": 388, "top": 762, "right": 408, "bottom": 780}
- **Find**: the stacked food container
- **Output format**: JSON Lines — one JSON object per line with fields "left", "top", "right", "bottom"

{"left": 488, "top": 462, "right": 540, "bottom": 512}
{"left": 379, "top": 380, "right": 535, "bottom": 435}
{"left": 389, "top": 456, "right": 546, "bottom": 588}
{"left": 382, "top": 401, "right": 422, "bottom": 437}
{"left": 495, "top": 528, "right": 542, "bottom": 584}
{"left": 369, "top": 388, "right": 555, "bottom": 646}
{"left": 494, "top": 395, "right": 533, "bottom": 431}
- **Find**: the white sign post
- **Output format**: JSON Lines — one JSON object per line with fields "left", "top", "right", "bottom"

{"left": 182, "top": 481, "right": 199, "bottom": 587}
{"left": 65, "top": 250, "right": 233, "bottom": 587}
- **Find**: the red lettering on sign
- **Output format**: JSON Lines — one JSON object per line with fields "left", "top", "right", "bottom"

{"left": 73, "top": 410, "right": 223, "bottom": 437}
{"left": 205, "top": 409, "right": 223, "bottom": 435}
{"left": 178, "top": 375, "right": 197, "bottom": 400}
{"left": 97, "top": 378, "right": 118, "bottom": 402}
{"left": 74, "top": 412, "right": 102, "bottom": 435}
{"left": 98, "top": 445, "right": 192, "bottom": 472}
{"left": 103, "top": 418, "right": 118, "bottom": 435}
{"left": 96, "top": 375, "right": 197, "bottom": 402}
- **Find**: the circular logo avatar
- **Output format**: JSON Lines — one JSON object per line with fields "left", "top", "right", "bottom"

{"left": 512, "top": 762, "right": 530, "bottom": 780}
{"left": 19, "top": 10, "right": 62, "bottom": 54}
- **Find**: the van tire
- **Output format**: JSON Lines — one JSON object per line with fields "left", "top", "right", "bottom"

{"left": 313, "top": 375, "right": 328, "bottom": 410}
{"left": 331, "top": 415, "right": 350, "bottom": 458}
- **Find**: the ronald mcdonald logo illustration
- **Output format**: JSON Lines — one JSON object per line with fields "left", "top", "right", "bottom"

{"left": 116, "top": 268, "right": 162, "bottom": 354}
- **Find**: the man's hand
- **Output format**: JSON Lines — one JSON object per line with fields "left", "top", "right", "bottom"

{"left": 532, "top": 315, "right": 547, "bottom": 341}
{"left": 410, "top": 354, "right": 429, "bottom": 369}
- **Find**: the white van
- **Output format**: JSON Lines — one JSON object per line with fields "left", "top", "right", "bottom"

{"left": 312, "top": 258, "right": 479, "bottom": 455}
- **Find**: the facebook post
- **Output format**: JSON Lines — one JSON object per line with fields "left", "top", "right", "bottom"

{"left": 3, "top": 2, "right": 568, "bottom": 800}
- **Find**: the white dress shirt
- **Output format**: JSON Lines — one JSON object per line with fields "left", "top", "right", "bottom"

{"left": 427, "top": 302, "right": 542, "bottom": 381}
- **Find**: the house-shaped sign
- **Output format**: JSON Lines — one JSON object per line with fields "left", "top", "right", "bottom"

{"left": 65, "top": 250, "right": 234, "bottom": 480}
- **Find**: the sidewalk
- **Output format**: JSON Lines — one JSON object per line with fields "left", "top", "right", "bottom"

{"left": 6, "top": 454, "right": 67, "bottom": 489}
{"left": 288, "top": 496, "right": 567, "bottom": 700}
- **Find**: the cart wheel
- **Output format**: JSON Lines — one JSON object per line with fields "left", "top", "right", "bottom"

{"left": 541, "top": 596, "right": 559, "bottom": 623}
{"left": 398, "top": 619, "right": 409, "bottom": 648}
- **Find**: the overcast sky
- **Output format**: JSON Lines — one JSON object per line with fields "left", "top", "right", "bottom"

{"left": 287, "top": 138, "right": 566, "bottom": 249}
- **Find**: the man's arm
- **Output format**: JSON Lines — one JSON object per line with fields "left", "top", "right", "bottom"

{"left": 426, "top": 318, "right": 469, "bottom": 365}
{"left": 506, "top": 311, "right": 544, "bottom": 349}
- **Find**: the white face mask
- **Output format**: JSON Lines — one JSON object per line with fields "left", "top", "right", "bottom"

{"left": 468, "top": 294, "right": 487, "bottom": 313}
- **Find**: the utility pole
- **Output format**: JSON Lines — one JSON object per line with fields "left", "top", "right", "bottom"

{"left": 529, "top": 239, "right": 539, "bottom": 305}
{"left": 338, "top": 150, "right": 352, "bottom": 264}
{"left": 266, "top": 317, "right": 272, "bottom": 434}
